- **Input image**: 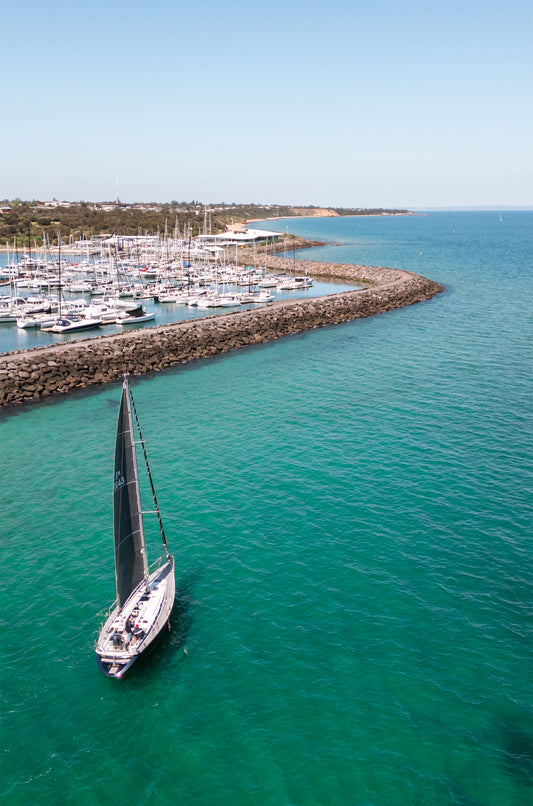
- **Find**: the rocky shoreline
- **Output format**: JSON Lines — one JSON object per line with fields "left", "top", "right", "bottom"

{"left": 0, "top": 258, "right": 443, "bottom": 408}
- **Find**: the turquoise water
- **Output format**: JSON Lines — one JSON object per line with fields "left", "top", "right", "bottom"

{"left": 1, "top": 212, "right": 532, "bottom": 805}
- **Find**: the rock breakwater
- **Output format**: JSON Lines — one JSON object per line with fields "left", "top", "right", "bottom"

{"left": 0, "top": 261, "right": 443, "bottom": 408}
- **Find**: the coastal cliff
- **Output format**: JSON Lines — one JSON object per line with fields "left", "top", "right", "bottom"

{"left": 0, "top": 261, "right": 443, "bottom": 408}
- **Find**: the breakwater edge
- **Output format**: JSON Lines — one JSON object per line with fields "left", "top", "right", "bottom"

{"left": 0, "top": 258, "right": 443, "bottom": 408}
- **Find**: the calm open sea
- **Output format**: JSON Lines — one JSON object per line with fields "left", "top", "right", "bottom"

{"left": 1, "top": 212, "right": 532, "bottom": 805}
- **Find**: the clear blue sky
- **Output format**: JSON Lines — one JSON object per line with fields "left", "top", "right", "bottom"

{"left": 2, "top": 0, "right": 531, "bottom": 208}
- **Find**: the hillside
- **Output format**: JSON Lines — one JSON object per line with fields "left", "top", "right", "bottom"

{"left": 0, "top": 200, "right": 410, "bottom": 247}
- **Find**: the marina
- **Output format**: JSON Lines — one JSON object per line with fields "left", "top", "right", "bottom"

{"left": 0, "top": 235, "right": 356, "bottom": 354}
{"left": 0, "top": 251, "right": 441, "bottom": 407}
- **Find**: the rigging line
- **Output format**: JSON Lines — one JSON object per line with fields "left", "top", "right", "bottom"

{"left": 128, "top": 385, "right": 170, "bottom": 559}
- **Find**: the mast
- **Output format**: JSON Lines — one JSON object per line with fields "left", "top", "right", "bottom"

{"left": 58, "top": 232, "right": 62, "bottom": 318}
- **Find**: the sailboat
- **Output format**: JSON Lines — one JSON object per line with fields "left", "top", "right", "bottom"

{"left": 41, "top": 233, "right": 102, "bottom": 333}
{"left": 95, "top": 375, "right": 175, "bottom": 678}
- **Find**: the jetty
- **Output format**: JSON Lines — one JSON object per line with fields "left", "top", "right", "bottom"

{"left": 0, "top": 259, "right": 443, "bottom": 408}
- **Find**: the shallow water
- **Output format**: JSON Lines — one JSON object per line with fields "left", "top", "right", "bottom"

{"left": 2, "top": 212, "right": 532, "bottom": 805}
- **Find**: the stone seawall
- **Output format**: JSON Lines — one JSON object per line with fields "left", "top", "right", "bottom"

{"left": 241, "top": 252, "right": 413, "bottom": 284}
{"left": 0, "top": 262, "right": 443, "bottom": 408}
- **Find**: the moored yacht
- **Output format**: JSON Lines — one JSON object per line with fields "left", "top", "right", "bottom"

{"left": 41, "top": 316, "right": 103, "bottom": 333}
{"left": 116, "top": 306, "right": 155, "bottom": 324}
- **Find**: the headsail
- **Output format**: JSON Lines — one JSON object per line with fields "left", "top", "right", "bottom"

{"left": 113, "top": 377, "right": 148, "bottom": 606}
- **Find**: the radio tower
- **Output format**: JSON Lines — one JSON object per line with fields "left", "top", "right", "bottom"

{"left": 115, "top": 170, "right": 120, "bottom": 205}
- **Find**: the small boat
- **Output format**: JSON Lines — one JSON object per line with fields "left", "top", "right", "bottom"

{"left": 84, "top": 301, "right": 144, "bottom": 323}
{"left": 0, "top": 312, "right": 18, "bottom": 324}
{"left": 276, "top": 273, "right": 313, "bottom": 291}
{"left": 216, "top": 294, "right": 241, "bottom": 308}
{"left": 39, "top": 235, "right": 102, "bottom": 333}
{"left": 95, "top": 375, "right": 175, "bottom": 678}
{"left": 41, "top": 316, "right": 103, "bottom": 333}
{"left": 155, "top": 292, "right": 189, "bottom": 304}
{"left": 65, "top": 280, "right": 93, "bottom": 293}
{"left": 239, "top": 291, "right": 274, "bottom": 304}
{"left": 117, "top": 309, "right": 156, "bottom": 324}
{"left": 16, "top": 315, "right": 51, "bottom": 329}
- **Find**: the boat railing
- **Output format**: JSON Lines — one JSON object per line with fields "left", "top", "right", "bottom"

{"left": 96, "top": 600, "right": 118, "bottom": 629}
{"left": 148, "top": 555, "right": 167, "bottom": 575}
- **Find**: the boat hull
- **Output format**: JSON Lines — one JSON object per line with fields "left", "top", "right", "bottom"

{"left": 95, "top": 556, "right": 175, "bottom": 678}
{"left": 42, "top": 317, "right": 103, "bottom": 333}
{"left": 117, "top": 312, "right": 156, "bottom": 324}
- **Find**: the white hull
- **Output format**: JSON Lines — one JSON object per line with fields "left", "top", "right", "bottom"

{"left": 17, "top": 317, "right": 43, "bottom": 329}
{"left": 42, "top": 317, "right": 103, "bottom": 333}
{"left": 117, "top": 311, "right": 156, "bottom": 324}
{"left": 240, "top": 292, "right": 274, "bottom": 304}
{"left": 277, "top": 277, "right": 313, "bottom": 290}
{"left": 95, "top": 557, "right": 175, "bottom": 678}
{"left": 17, "top": 314, "right": 58, "bottom": 329}
{"left": 156, "top": 293, "right": 189, "bottom": 304}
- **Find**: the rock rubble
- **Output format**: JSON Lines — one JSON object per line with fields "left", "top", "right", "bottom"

{"left": 0, "top": 260, "right": 443, "bottom": 408}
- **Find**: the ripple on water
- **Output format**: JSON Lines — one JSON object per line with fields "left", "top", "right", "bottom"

{"left": 2, "top": 212, "right": 533, "bottom": 805}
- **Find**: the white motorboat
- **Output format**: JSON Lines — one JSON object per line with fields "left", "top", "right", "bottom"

{"left": 41, "top": 316, "right": 103, "bottom": 333}
{"left": 277, "top": 276, "right": 313, "bottom": 290}
{"left": 239, "top": 291, "right": 274, "bottom": 304}
{"left": 117, "top": 309, "right": 156, "bottom": 324}
{"left": 217, "top": 295, "right": 242, "bottom": 307}
{"left": 156, "top": 292, "right": 189, "bottom": 304}
{"left": 0, "top": 312, "right": 18, "bottom": 324}
{"left": 16, "top": 314, "right": 57, "bottom": 329}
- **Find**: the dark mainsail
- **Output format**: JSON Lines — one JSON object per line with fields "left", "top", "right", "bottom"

{"left": 113, "top": 378, "right": 148, "bottom": 607}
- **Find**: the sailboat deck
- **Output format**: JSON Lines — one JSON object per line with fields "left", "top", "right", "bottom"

{"left": 97, "top": 560, "right": 174, "bottom": 659}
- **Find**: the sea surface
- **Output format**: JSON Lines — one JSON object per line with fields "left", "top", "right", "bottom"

{"left": 1, "top": 212, "right": 532, "bottom": 805}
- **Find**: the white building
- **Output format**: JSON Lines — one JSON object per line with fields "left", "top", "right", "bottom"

{"left": 196, "top": 228, "right": 281, "bottom": 246}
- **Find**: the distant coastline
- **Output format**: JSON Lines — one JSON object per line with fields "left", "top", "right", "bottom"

{"left": 248, "top": 210, "right": 416, "bottom": 223}
{"left": 0, "top": 200, "right": 413, "bottom": 249}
